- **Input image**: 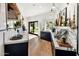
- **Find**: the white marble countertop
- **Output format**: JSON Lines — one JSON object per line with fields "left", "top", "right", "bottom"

{"left": 44, "top": 27, "right": 77, "bottom": 51}
{"left": 51, "top": 33, "right": 76, "bottom": 51}
{"left": 29, "top": 34, "right": 38, "bottom": 40}
{"left": 4, "top": 29, "right": 28, "bottom": 45}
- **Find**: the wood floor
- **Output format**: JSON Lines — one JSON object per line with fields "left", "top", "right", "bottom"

{"left": 28, "top": 36, "right": 54, "bottom": 56}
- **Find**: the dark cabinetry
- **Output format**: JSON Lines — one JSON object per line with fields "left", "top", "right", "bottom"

{"left": 4, "top": 42, "right": 28, "bottom": 56}
{"left": 55, "top": 49, "right": 76, "bottom": 56}
{"left": 40, "top": 31, "right": 52, "bottom": 42}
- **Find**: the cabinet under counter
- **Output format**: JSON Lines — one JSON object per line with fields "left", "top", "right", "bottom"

{"left": 4, "top": 42, "right": 28, "bottom": 56}
{"left": 51, "top": 31, "right": 77, "bottom": 56}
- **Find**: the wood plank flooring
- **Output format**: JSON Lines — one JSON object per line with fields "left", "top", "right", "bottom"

{"left": 28, "top": 36, "right": 54, "bottom": 56}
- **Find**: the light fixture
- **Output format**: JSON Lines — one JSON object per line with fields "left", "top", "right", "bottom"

{"left": 32, "top": 4, "right": 42, "bottom": 8}
{"left": 51, "top": 3, "right": 56, "bottom": 12}
{"left": 66, "top": 3, "right": 69, "bottom": 7}
{"left": 67, "top": 3, "right": 69, "bottom": 5}
{"left": 32, "top": 4, "right": 36, "bottom": 6}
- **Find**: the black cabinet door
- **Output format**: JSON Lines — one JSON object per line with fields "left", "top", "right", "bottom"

{"left": 5, "top": 42, "right": 28, "bottom": 56}
{"left": 40, "top": 31, "right": 52, "bottom": 42}
{"left": 55, "top": 49, "right": 76, "bottom": 56}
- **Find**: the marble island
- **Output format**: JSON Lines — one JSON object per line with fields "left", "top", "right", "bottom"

{"left": 43, "top": 27, "right": 77, "bottom": 53}
{"left": 4, "top": 29, "right": 28, "bottom": 45}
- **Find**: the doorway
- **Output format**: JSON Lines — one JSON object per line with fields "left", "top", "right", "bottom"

{"left": 28, "top": 21, "right": 38, "bottom": 35}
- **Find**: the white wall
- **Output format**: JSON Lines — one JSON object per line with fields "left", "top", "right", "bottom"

{"left": 0, "top": 3, "right": 6, "bottom": 30}
{"left": 0, "top": 3, "right": 6, "bottom": 56}
{"left": 0, "top": 32, "right": 4, "bottom": 56}
{"left": 23, "top": 17, "right": 29, "bottom": 37}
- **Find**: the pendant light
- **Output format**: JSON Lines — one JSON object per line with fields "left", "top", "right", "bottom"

{"left": 51, "top": 3, "right": 56, "bottom": 13}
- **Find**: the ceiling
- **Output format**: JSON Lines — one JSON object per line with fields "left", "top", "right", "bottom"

{"left": 16, "top": 3, "right": 65, "bottom": 17}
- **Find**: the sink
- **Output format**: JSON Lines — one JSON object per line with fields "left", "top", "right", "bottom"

{"left": 57, "top": 39, "right": 72, "bottom": 48}
{"left": 10, "top": 34, "right": 23, "bottom": 40}
{"left": 17, "top": 34, "right": 23, "bottom": 39}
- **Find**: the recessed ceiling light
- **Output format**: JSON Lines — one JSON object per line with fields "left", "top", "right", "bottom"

{"left": 67, "top": 3, "right": 69, "bottom": 5}
{"left": 32, "top": 4, "right": 36, "bottom": 6}
{"left": 32, "top": 4, "right": 42, "bottom": 8}
{"left": 51, "top": 3, "right": 56, "bottom": 12}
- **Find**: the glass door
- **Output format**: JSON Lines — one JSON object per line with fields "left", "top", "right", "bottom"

{"left": 29, "top": 21, "right": 38, "bottom": 35}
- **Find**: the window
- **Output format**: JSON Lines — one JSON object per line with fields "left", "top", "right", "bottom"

{"left": 29, "top": 21, "right": 38, "bottom": 35}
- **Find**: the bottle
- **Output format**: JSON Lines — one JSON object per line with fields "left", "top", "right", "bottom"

{"left": 69, "top": 18, "right": 72, "bottom": 28}
{"left": 72, "top": 15, "right": 76, "bottom": 29}
{"left": 60, "top": 16, "right": 63, "bottom": 26}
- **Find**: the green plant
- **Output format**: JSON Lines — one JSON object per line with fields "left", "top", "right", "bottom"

{"left": 14, "top": 21, "right": 21, "bottom": 30}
